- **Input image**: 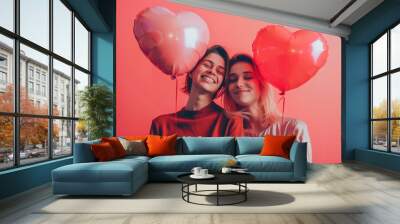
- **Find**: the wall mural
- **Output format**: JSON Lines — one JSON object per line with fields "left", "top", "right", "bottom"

{"left": 116, "top": 0, "right": 341, "bottom": 163}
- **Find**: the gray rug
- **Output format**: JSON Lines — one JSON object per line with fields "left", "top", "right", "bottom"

{"left": 37, "top": 183, "right": 362, "bottom": 214}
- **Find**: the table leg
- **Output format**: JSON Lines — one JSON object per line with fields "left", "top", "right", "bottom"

{"left": 195, "top": 184, "right": 197, "bottom": 192}
{"left": 245, "top": 183, "right": 247, "bottom": 201}
{"left": 217, "top": 184, "right": 219, "bottom": 206}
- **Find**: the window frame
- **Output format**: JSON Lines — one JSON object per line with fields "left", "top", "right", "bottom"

{"left": 370, "top": 20, "right": 400, "bottom": 154}
{"left": 0, "top": 0, "right": 92, "bottom": 171}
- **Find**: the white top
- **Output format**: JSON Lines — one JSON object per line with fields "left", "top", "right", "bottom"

{"left": 260, "top": 118, "right": 312, "bottom": 163}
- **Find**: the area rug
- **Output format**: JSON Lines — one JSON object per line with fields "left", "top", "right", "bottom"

{"left": 37, "top": 183, "right": 362, "bottom": 214}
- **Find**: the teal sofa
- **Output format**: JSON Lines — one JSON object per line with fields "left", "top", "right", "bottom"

{"left": 52, "top": 137, "right": 307, "bottom": 196}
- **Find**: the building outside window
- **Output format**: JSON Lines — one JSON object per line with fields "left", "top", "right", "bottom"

{"left": 0, "top": 0, "right": 91, "bottom": 170}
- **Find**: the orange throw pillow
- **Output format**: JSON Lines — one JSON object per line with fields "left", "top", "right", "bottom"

{"left": 91, "top": 142, "right": 117, "bottom": 161}
{"left": 146, "top": 134, "right": 177, "bottom": 157}
{"left": 101, "top": 137, "right": 127, "bottom": 158}
{"left": 260, "top": 135, "right": 296, "bottom": 159}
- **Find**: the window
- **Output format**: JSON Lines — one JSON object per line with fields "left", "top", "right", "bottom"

{"left": 0, "top": 55, "right": 7, "bottom": 67}
{"left": 0, "top": 71, "right": 6, "bottom": 84}
{"left": 0, "top": 0, "right": 91, "bottom": 170}
{"left": 371, "top": 23, "right": 400, "bottom": 154}
{"left": 35, "top": 83, "right": 40, "bottom": 95}
{"left": 42, "top": 85, "right": 46, "bottom": 97}
{"left": 28, "top": 67, "right": 34, "bottom": 80}
{"left": 28, "top": 81, "right": 34, "bottom": 94}
{"left": 0, "top": 54, "right": 8, "bottom": 89}
{"left": 35, "top": 70, "right": 40, "bottom": 81}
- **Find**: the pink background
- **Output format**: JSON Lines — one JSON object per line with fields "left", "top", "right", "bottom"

{"left": 116, "top": 0, "right": 342, "bottom": 164}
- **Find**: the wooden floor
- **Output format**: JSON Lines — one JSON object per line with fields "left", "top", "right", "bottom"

{"left": 1, "top": 162, "right": 400, "bottom": 224}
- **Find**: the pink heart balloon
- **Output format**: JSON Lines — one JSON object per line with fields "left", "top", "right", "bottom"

{"left": 134, "top": 6, "right": 210, "bottom": 77}
{"left": 252, "top": 25, "right": 328, "bottom": 93}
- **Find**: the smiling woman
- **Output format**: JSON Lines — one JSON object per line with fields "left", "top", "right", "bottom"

{"left": 149, "top": 45, "right": 244, "bottom": 137}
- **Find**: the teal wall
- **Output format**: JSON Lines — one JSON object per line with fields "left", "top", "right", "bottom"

{"left": 344, "top": 0, "right": 400, "bottom": 171}
{"left": 0, "top": 158, "right": 72, "bottom": 199}
{"left": 92, "top": 32, "right": 114, "bottom": 135}
{"left": 0, "top": 0, "right": 115, "bottom": 200}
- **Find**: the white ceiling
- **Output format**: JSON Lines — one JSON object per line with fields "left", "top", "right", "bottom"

{"left": 169, "top": 0, "right": 384, "bottom": 38}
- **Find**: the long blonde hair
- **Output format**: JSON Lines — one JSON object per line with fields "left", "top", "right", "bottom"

{"left": 223, "top": 54, "right": 281, "bottom": 127}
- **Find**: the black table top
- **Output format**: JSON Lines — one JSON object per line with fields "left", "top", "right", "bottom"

{"left": 177, "top": 172, "right": 255, "bottom": 185}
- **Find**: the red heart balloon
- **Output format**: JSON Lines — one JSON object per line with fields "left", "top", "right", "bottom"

{"left": 134, "top": 6, "right": 210, "bottom": 77}
{"left": 252, "top": 25, "right": 328, "bottom": 93}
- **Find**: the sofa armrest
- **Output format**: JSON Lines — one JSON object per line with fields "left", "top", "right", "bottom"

{"left": 289, "top": 141, "right": 307, "bottom": 181}
{"left": 73, "top": 140, "right": 100, "bottom": 163}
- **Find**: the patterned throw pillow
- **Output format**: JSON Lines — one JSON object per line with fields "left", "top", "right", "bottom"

{"left": 119, "top": 137, "right": 147, "bottom": 156}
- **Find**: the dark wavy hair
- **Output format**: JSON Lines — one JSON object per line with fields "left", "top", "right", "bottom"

{"left": 182, "top": 45, "right": 229, "bottom": 99}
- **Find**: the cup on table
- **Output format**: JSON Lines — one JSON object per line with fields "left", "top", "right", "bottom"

{"left": 221, "top": 167, "right": 232, "bottom": 174}
{"left": 199, "top": 169, "right": 208, "bottom": 176}
{"left": 191, "top": 167, "right": 202, "bottom": 176}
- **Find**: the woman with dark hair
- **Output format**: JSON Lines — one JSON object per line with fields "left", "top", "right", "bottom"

{"left": 224, "top": 54, "right": 312, "bottom": 161}
{"left": 150, "top": 45, "right": 243, "bottom": 137}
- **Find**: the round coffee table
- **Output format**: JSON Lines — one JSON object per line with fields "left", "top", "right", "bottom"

{"left": 177, "top": 173, "right": 255, "bottom": 206}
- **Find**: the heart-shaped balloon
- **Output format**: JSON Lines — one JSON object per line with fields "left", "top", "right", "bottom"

{"left": 252, "top": 25, "right": 328, "bottom": 93}
{"left": 134, "top": 6, "right": 210, "bottom": 78}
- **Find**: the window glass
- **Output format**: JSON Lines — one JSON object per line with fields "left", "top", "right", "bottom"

{"left": 0, "top": 0, "right": 14, "bottom": 32}
{"left": 74, "top": 69, "right": 89, "bottom": 118}
{"left": 372, "top": 121, "right": 388, "bottom": 151}
{"left": 75, "top": 120, "right": 88, "bottom": 143}
{"left": 372, "top": 77, "right": 387, "bottom": 119}
{"left": 74, "top": 18, "right": 89, "bottom": 70}
{"left": 53, "top": 59, "right": 72, "bottom": 117}
{"left": 20, "top": 0, "right": 49, "bottom": 49}
{"left": 20, "top": 117, "right": 49, "bottom": 165}
{"left": 372, "top": 33, "right": 387, "bottom": 76}
{"left": 0, "top": 34, "right": 14, "bottom": 113}
{"left": 391, "top": 72, "right": 400, "bottom": 118}
{"left": 391, "top": 120, "right": 400, "bottom": 153}
{"left": 53, "top": 0, "right": 72, "bottom": 60}
{"left": 20, "top": 44, "right": 49, "bottom": 115}
{"left": 391, "top": 24, "right": 400, "bottom": 70}
{"left": 53, "top": 119, "right": 72, "bottom": 157}
{"left": 0, "top": 116, "right": 13, "bottom": 170}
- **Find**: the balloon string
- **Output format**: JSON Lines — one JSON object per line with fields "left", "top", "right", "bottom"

{"left": 279, "top": 92, "right": 286, "bottom": 127}
{"left": 175, "top": 76, "right": 178, "bottom": 134}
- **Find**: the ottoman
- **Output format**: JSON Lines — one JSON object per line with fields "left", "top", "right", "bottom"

{"left": 52, "top": 157, "right": 148, "bottom": 196}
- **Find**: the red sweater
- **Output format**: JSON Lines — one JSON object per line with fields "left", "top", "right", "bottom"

{"left": 150, "top": 102, "right": 244, "bottom": 137}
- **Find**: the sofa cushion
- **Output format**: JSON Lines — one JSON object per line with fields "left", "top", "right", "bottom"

{"left": 73, "top": 140, "right": 100, "bottom": 163}
{"left": 148, "top": 154, "right": 235, "bottom": 172}
{"left": 179, "top": 137, "right": 235, "bottom": 155}
{"left": 236, "top": 155, "right": 293, "bottom": 172}
{"left": 236, "top": 137, "right": 264, "bottom": 155}
{"left": 53, "top": 158, "right": 147, "bottom": 183}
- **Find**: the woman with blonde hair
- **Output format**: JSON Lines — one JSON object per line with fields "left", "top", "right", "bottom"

{"left": 224, "top": 54, "right": 312, "bottom": 161}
